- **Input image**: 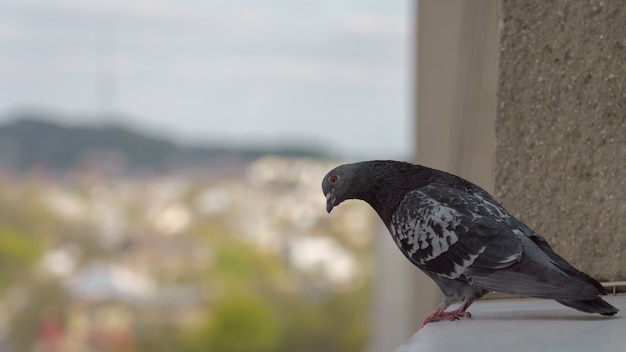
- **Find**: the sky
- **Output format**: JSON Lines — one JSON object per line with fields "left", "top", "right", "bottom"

{"left": 0, "top": 0, "right": 414, "bottom": 160}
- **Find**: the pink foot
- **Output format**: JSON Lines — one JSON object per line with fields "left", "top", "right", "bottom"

{"left": 422, "top": 308, "right": 472, "bottom": 327}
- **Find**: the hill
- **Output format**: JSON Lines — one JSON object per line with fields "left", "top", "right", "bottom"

{"left": 0, "top": 113, "right": 328, "bottom": 173}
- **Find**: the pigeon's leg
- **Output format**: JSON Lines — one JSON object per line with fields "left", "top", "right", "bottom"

{"left": 421, "top": 298, "right": 475, "bottom": 327}
{"left": 445, "top": 296, "right": 476, "bottom": 318}
{"left": 460, "top": 296, "right": 476, "bottom": 312}
{"left": 438, "top": 289, "right": 487, "bottom": 322}
{"left": 421, "top": 304, "right": 472, "bottom": 326}
{"left": 421, "top": 304, "right": 451, "bottom": 326}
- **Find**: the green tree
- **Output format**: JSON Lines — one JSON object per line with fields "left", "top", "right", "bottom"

{"left": 186, "top": 295, "right": 281, "bottom": 352}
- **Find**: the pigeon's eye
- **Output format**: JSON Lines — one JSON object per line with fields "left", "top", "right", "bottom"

{"left": 328, "top": 175, "right": 340, "bottom": 184}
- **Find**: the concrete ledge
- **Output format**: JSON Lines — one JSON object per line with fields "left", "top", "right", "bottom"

{"left": 394, "top": 295, "right": 626, "bottom": 352}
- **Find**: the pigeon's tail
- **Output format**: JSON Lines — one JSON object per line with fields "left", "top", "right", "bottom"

{"left": 556, "top": 298, "right": 619, "bottom": 316}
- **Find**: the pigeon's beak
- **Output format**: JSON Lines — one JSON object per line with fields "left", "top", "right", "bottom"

{"left": 325, "top": 190, "right": 335, "bottom": 213}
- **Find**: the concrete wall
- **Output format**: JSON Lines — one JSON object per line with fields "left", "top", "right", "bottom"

{"left": 496, "top": 0, "right": 626, "bottom": 281}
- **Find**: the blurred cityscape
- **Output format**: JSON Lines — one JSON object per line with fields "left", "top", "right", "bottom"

{"left": 0, "top": 117, "right": 376, "bottom": 352}
{"left": 0, "top": 1, "right": 412, "bottom": 350}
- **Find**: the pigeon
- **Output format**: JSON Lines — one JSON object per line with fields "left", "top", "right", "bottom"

{"left": 322, "top": 160, "right": 618, "bottom": 326}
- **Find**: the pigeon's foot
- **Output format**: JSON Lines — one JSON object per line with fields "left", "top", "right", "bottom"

{"left": 421, "top": 307, "right": 472, "bottom": 326}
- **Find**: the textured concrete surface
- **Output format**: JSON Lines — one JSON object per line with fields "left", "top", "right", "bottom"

{"left": 394, "top": 295, "right": 626, "bottom": 352}
{"left": 495, "top": 1, "right": 626, "bottom": 281}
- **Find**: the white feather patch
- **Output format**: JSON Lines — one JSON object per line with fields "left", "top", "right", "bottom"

{"left": 390, "top": 194, "right": 461, "bottom": 262}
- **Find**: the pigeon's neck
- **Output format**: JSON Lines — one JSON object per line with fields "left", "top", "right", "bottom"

{"left": 360, "top": 189, "right": 403, "bottom": 227}
{"left": 354, "top": 162, "right": 425, "bottom": 226}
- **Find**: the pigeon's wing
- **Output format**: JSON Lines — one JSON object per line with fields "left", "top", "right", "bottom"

{"left": 391, "top": 184, "right": 606, "bottom": 301}
{"left": 466, "top": 189, "right": 609, "bottom": 296}
{"left": 389, "top": 183, "right": 523, "bottom": 280}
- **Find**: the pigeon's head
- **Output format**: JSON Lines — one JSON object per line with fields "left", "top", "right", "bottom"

{"left": 322, "top": 160, "right": 418, "bottom": 224}
{"left": 321, "top": 163, "right": 363, "bottom": 213}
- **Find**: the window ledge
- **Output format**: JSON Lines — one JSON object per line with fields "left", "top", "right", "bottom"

{"left": 395, "top": 295, "right": 626, "bottom": 352}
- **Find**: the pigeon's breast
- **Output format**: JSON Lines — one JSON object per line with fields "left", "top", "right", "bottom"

{"left": 389, "top": 192, "right": 462, "bottom": 264}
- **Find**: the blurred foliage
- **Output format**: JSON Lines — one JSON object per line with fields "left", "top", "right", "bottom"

{"left": 0, "top": 185, "right": 50, "bottom": 293}
{"left": 180, "top": 222, "right": 369, "bottom": 352}
{"left": 0, "top": 172, "right": 371, "bottom": 352}
{"left": 0, "top": 183, "right": 59, "bottom": 351}
{"left": 276, "top": 290, "right": 369, "bottom": 352}
{"left": 0, "top": 227, "right": 41, "bottom": 271}
{"left": 185, "top": 294, "right": 281, "bottom": 352}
